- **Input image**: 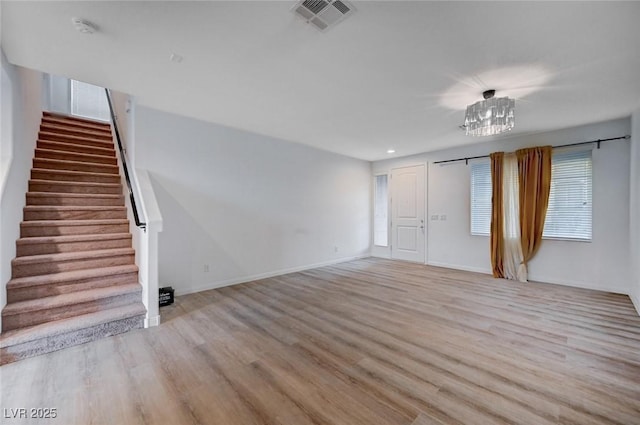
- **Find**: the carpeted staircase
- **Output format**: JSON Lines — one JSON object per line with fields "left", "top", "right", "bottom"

{"left": 0, "top": 112, "right": 146, "bottom": 365}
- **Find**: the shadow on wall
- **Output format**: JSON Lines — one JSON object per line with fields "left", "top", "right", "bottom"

{"left": 149, "top": 173, "right": 291, "bottom": 295}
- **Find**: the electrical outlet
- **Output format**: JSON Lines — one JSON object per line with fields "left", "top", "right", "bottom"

{"left": 440, "top": 215, "right": 447, "bottom": 221}
{"left": 204, "top": 264, "right": 210, "bottom": 272}
{"left": 334, "top": 246, "right": 339, "bottom": 253}
{"left": 431, "top": 215, "right": 439, "bottom": 220}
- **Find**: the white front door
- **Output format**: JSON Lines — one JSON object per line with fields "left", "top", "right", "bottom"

{"left": 391, "top": 165, "right": 425, "bottom": 263}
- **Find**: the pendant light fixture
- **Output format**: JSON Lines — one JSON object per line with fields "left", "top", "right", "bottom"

{"left": 464, "top": 89, "right": 515, "bottom": 136}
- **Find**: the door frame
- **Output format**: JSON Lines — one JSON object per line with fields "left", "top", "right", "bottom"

{"left": 371, "top": 161, "right": 428, "bottom": 263}
{"left": 371, "top": 172, "right": 391, "bottom": 259}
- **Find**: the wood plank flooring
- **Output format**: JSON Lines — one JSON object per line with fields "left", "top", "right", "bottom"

{"left": 2, "top": 257, "right": 640, "bottom": 425}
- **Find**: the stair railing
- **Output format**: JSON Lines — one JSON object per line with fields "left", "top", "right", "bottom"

{"left": 104, "top": 89, "right": 147, "bottom": 231}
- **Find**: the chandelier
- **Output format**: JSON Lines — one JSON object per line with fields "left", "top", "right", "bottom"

{"left": 464, "top": 89, "right": 515, "bottom": 136}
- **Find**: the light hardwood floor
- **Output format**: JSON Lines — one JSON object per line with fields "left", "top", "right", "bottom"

{"left": 2, "top": 258, "right": 640, "bottom": 425}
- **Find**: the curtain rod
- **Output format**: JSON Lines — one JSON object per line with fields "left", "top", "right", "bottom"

{"left": 433, "top": 135, "right": 631, "bottom": 165}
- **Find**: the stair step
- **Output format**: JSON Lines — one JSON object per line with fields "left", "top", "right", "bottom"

{"left": 42, "top": 115, "right": 112, "bottom": 133}
{"left": 28, "top": 179, "right": 122, "bottom": 195}
{"left": 40, "top": 123, "right": 113, "bottom": 141}
{"left": 7, "top": 263, "right": 138, "bottom": 302}
{"left": 2, "top": 283, "right": 142, "bottom": 331}
{"left": 37, "top": 139, "right": 115, "bottom": 157}
{"left": 20, "top": 218, "right": 130, "bottom": 237}
{"left": 35, "top": 148, "right": 117, "bottom": 166}
{"left": 23, "top": 206, "right": 127, "bottom": 221}
{"left": 31, "top": 168, "right": 121, "bottom": 184}
{"left": 26, "top": 192, "right": 124, "bottom": 207}
{"left": 38, "top": 131, "right": 114, "bottom": 149}
{"left": 0, "top": 303, "right": 145, "bottom": 365}
{"left": 33, "top": 157, "right": 118, "bottom": 174}
{"left": 0, "top": 112, "right": 142, "bottom": 365}
{"left": 44, "top": 111, "right": 111, "bottom": 129}
{"left": 16, "top": 233, "right": 132, "bottom": 257}
{"left": 12, "top": 247, "right": 135, "bottom": 278}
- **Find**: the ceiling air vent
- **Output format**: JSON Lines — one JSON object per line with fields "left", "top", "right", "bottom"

{"left": 292, "top": 0, "right": 355, "bottom": 32}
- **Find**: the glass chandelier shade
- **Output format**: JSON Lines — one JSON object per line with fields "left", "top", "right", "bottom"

{"left": 464, "top": 90, "right": 515, "bottom": 136}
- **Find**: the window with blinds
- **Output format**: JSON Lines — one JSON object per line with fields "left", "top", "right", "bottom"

{"left": 470, "top": 160, "right": 492, "bottom": 235}
{"left": 469, "top": 149, "right": 593, "bottom": 241}
{"left": 70, "top": 80, "right": 110, "bottom": 122}
{"left": 374, "top": 174, "right": 389, "bottom": 247}
{"left": 543, "top": 149, "right": 592, "bottom": 240}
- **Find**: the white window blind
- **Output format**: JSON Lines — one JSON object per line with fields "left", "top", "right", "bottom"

{"left": 543, "top": 149, "right": 592, "bottom": 240}
{"left": 374, "top": 175, "right": 389, "bottom": 247}
{"left": 470, "top": 160, "right": 492, "bottom": 235}
{"left": 70, "top": 80, "right": 110, "bottom": 122}
{"left": 469, "top": 149, "right": 593, "bottom": 241}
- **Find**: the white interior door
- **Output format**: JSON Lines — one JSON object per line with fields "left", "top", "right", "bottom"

{"left": 391, "top": 164, "right": 425, "bottom": 263}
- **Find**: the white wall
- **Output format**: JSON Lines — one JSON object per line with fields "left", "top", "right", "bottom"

{"left": 110, "top": 91, "right": 135, "bottom": 160}
{"left": 0, "top": 53, "right": 43, "bottom": 330}
{"left": 45, "top": 74, "right": 71, "bottom": 115}
{"left": 630, "top": 107, "right": 640, "bottom": 314}
{"left": 109, "top": 91, "right": 163, "bottom": 326}
{"left": 134, "top": 106, "right": 371, "bottom": 295}
{"left": 373, "top": 118, "right": 632, "bottom": 295}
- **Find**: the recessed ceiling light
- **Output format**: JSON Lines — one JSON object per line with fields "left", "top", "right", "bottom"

{"left": 387, "top": 149, "right": 396, "bottom": 154}
{"left": 71, "top": 17, "right": 97, "bottom": 34}
{"left": 170, "top": 53, "right": 184, "bottom": 63}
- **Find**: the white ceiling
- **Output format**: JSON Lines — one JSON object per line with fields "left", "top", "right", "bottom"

{"left": 2, "top": 1, "right": 640, "bottom": 161}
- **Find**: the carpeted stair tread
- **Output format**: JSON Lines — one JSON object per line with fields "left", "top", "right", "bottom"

{"left": 22, "top": 205, "right": 127, "bottom": 222}
{"left": 11, "top": 247, "right": 134, "bottom": 278}
{"left": 12, "top": 246, "right": 134, "bottom": 265}
{"left": 38, "top": 131, "right": 114, "bottom": 148}
{"left": 7, "top": 264, "right": 138, "bottom": 290}
{"left": 28, "top": 179, "right": 122, "bottom": 195}
{"left": 29, "top": 179, "right": 121, "bottom": 189}
{"left": 21, "top": 218, "right": 128, "bottom": 227}
{"left": 35, "top": 148, "right": 117, "bottom": 165}
{"left": 15, "top": 232, "right": 132, "bottom": 257}
{"left": 0, "top": 303, "right": 146, "bottom": 348}
{"left": 41, "top": 120, "right": 112, "bottom": 135}
{"left": 41, "top": 117, "right": 113, "bottom": 133}
{"left": 23, "top": 205, "right": 127, "bottom": 213}
{"left": 20, "top": 219, "right": 130, "bottom": 237}
{"left": 37, "top": 139, "right": 115, "bottom": 156}
{"left": 28, "top": 191, "right": 122, "bottom": 197}
{"left": 41, "top": 122, "right": 112, "bottom": 135}
{"left": 27, "top": 192, "right": 123, "bottom": 200}
{"left": 31, "top": 168, "right": 121, "bottom": 183}
{"left": 39, "top": 124, "right": 113, "bottom": 141}
{"left": 16, "top": 232, "right": 131, "bottom": 245}
{"left": 43, "top": 111, "right": 111, "bottom": 128}
{"left": 2, "top": 283, "right": 141, "bottom": 317}
{"left": 32, "top": 157, "right": 119, "bottom": 174}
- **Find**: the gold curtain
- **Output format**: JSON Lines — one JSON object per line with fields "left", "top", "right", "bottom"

{"left": 516, "top": 146, "right": 552, "bottom": 266}
{"left": 490, "top": 152, "right": 505, "bottom": 278}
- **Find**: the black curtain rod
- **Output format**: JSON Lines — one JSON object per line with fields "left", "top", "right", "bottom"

{"left": 433, "top": 135, "right": 631, "bottom": 165}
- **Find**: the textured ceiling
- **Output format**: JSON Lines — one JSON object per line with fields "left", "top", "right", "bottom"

{"left": 2, "top": 1, "right": 640, "bottom": 161}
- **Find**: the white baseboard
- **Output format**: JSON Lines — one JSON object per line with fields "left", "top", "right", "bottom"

{"left": 145, "top": 314, "right": 161, "bottom": 328}
{"left": 175, "top": 255, "right": 369, "bottom": 296}
{"left": 426, "top": 261, "right": 492, "bottom": 275}
{"left": 426, "top": 261, "right": 631, "bottom": 296}
{"left": 527, "top": 273, "right": 629, "bottom": 295}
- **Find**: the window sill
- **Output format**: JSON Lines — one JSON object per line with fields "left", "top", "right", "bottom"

{"left": 470, "top": 233, "right": 592, "bottom": 243}
{"left": 541, "top": 236, "right": 592, "bottom": 243}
